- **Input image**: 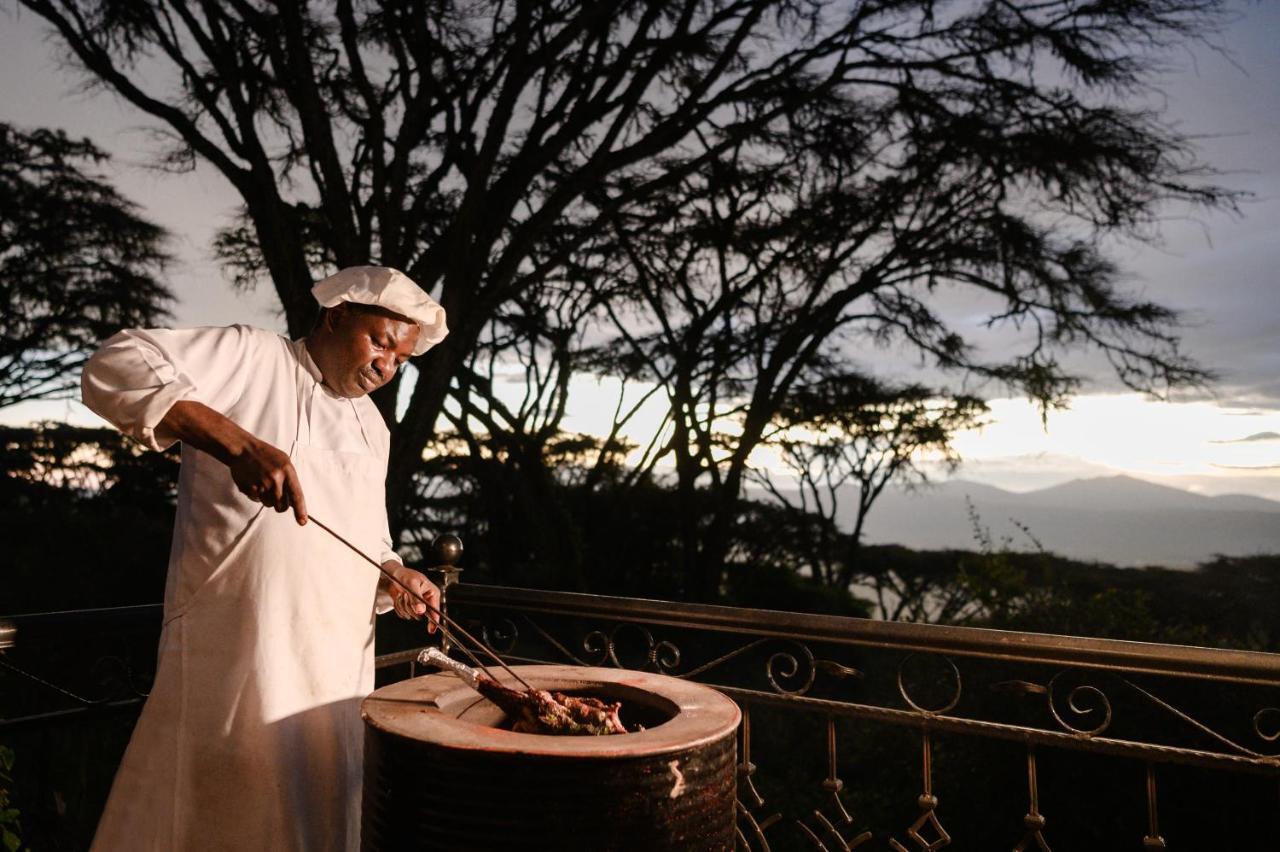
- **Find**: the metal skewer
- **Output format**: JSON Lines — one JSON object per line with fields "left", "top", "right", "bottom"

{"left": 307, "top": 515, "right": 534, "bottom": 691}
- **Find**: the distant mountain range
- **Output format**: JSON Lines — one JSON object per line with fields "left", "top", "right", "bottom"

{"left": 844, "top": 476, "right": 1280, "bottom": 567}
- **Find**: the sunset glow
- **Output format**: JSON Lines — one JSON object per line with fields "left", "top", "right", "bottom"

{"left": 953, "top": 395, "right": 1280, "bottom": 479}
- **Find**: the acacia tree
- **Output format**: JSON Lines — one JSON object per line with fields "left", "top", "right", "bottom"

{"left": 558, "top": 1, "right": 1237, "bottom": 598}
{"left": 751, "top": 375, "right": 987, "bottom": 589}
{"left": 429, "top": 277, "right": 611, "bottom": 587}
{"left": 19, "top": 0, "right": 1237, "bottom": 596}
{"left": 0, "top": 123, "right": 171, "bottom": 409}
{"left": 19, "top": 0, "right": 900, "bottom": 525}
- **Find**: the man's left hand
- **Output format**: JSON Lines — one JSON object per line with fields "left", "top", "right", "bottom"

{"left": 386, "top": 564, "right": 441, "bottom": 633}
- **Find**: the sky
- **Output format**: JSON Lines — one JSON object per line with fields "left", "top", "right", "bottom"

{"left": 2, "top": 1, "right": 1278, "bottom": 499}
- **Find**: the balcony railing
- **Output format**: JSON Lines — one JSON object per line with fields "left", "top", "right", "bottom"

{"left": 4, "top": 583, "right": 1279, "bottom": 849}
{"left": 436, "top": 584, "right": 1280, "bottom": 850}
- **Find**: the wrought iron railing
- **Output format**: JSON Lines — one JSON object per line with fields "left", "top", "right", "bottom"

{"left": 435, "top": 584, "right": 1280, "bottom": 850}
{"left": 3, "top": 584, "right": 1279, "bottom": 849}
{"left": 0, "top": 603, "right": 456, "bottom": 847}
{"left": 0, "top": 605, "right": 162, "bottom": 731}
{"left": 0, "top": 604, "right": 432, "bottom": 730}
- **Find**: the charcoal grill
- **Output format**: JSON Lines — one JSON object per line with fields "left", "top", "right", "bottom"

{"left": 360, "top": 663, "right": 740, "bottom": 851}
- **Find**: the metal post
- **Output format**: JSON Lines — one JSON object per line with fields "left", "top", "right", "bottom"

{"left": 426, "top": 534, "right": 464, "bottom": 655}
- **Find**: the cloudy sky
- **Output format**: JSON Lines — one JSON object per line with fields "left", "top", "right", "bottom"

{"left": 2, "top": 1, "right": 1278, "bottom": 498}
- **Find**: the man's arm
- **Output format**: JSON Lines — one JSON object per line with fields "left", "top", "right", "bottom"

{"left": 82, "top": 326, "right": 306, "bottom": 522}
{"left": 159, "top": 400, "right": 308, "bottom": 524}
{"left": 82, "top": 326, "right": 255, "bottom": 451}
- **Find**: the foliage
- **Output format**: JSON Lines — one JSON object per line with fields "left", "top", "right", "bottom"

{"left": 0, "top": 123, "right": 171, "bottom": 409}
{"left": 394, "top": 431, "right": 1280, "bottom": 648}
{"left": 6, "top": 416, "right": 1274, "bottom": 651}
{"left": 0, "top": 745, "right": 26, "bottom": 852}
{"left": 721, "top": 559, "right": 871, "bottom": 617}
{"left": 846, "top": 524, "right": 1280, "bottom": 654}
{"left": 396, "top": 432, "right": 870, "bottom": 613}
{"left": 18, "top": 0, "right": 1242, "bottom": 599}
{"left": 1, "top": 423, "right": 177, "bottom": 613}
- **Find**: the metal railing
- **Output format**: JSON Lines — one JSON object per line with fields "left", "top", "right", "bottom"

{"left": 0, "top": 605, "right": 163, "bottom": 731}
{"left": 4, "top": 584, "right": 1279, "bottom": 849}
{"left": 437, "top": 584, "right": 1280, "bottom": 850}
{"left": 0, "top": 604, "right": 428, "bottom": 731}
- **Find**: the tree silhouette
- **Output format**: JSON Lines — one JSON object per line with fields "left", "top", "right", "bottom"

{"left": 752, "top": 375, "right": 987, "bottom": 589}
{"left": 0, "top": 123, "right": 171, "bottom": 409}
{"left": 19, "top": 0, "right": 1239, "bottom": 592}
{"left": 1, "top": 422, "right": 178, "bottom": 612}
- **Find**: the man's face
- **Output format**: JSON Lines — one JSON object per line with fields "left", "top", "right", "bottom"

{"left": 314, "top": 304, "right": 421, "bottom": 398}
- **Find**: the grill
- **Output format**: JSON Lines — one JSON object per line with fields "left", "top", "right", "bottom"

{"left": 361, "top": 664, "right": 741, "bottom": 851}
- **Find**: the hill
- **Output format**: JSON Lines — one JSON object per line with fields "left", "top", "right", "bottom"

{"left": 852, "top": 475, "right": 1280, "bottom": 567}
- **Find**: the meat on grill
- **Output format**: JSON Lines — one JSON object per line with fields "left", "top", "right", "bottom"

{"left": 474, "top": 675, "right": 627, "bottom": 736}
{"left": 418, "top": 646, "right": 627, "bottom": 736}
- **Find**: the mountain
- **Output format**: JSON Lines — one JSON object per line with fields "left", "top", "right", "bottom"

{"left": 848, "top": 476, "right": 1280, "bottom": 568}
{"left": 1001, "top": 475, "right": 1280, "bottom": 513}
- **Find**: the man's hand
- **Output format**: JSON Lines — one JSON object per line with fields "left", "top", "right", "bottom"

{"left": 385, "top": 563, "right": 441, "bottom": 633}
{"left": 160, "top": 400, "right": 307, "bottom": 524}
{"left": 228, "top": 438, "right": 308, "bottom": 523}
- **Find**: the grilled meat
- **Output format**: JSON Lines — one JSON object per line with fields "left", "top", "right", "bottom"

{"left": 474, "top": 676, "right": 626, "bottom": 736}
{"left": 419, "top": 646, "right": 626, "bottom": 736}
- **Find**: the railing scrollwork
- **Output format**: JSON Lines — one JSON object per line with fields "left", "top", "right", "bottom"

{"left": 1046, "top": 671, "right": 1113, "bottom": 739}
{"left": 1254, "top": 707, "right": 1280, "bottom": 745}
{"left": 897, "top": 654, "right": 962, "bottom": 717}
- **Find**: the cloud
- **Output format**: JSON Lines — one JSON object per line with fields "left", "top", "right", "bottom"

{"left": 1211, "top": 432, "right": 1280, "bottom": 444}
{"left": 1211, "top": 463, "right": 1280, "bottom": 471}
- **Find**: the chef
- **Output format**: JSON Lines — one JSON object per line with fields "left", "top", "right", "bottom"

{"left": 82, "top": 266, "right": 448, "bottom": 851}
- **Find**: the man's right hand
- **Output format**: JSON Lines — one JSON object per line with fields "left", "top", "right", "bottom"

{"left": 160, "top": 400, "right": 308, "bottom": 524}
{"left": 229, "top": 439, "right": 308, "bottom": 524}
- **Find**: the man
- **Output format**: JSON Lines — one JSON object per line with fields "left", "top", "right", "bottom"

{"left": 81, "top": 266, "right": 448, "bottom": 850}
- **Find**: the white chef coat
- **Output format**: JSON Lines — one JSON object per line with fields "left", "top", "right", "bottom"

{"left": 82, "top": 324, "right": 401, "bottom": 851}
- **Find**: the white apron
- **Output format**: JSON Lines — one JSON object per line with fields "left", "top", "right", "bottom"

{"left": 93, "top": 359, "right": 387, "bottom": 851}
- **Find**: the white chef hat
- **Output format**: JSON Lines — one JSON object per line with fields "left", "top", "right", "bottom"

{"left": 312, "top": 266, "right": 448, "bottom": 356}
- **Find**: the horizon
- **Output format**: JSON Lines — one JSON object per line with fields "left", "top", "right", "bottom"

{"left": 866, "top": 471, "right": 1280, "bottom": 501}
{"left": 835, "top": 471, "right": 1280, "bottom": 568}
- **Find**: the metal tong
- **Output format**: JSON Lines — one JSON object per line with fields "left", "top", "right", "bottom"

{"left": 307, "top": 515, "right": 533, "bottom": 691}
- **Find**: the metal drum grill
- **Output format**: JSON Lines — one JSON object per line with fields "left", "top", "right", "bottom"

{"left": 361, "top": 664, "right": 740, "bottom": 851}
